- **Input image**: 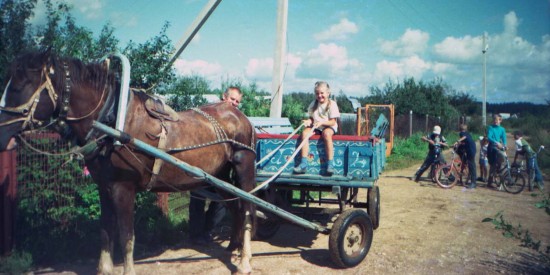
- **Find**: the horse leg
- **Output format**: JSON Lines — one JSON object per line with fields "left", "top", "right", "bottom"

{"left": 112, "top": 181, "right": 137, "bottom": 275}
{"left": 229, "top": 150, "right": 256, "bottom": 274}
{"left": 97, "top": 185, "right": 116, "bottom": 275}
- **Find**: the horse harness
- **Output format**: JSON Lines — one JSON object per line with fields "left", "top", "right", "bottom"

{"left": 0, "top": 62, "right": 109, "bottom": 136}
{"left": 143, "top": 99, "right": 255, "bottom": 190}
{"left": 0, "top": 66, "right": 59, "bottom": 129}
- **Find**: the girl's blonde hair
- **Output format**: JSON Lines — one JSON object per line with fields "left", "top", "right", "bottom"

{"left": 309, "top": 81, "right": 331, "bottom": 115}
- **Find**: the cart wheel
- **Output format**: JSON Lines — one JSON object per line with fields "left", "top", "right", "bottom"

{"left": 367, "top": 185, "right": 380, "bottom": 230}
{"left": 255, "top": 217, "right": 281, "bottom": 240}
{"left": 329, "top": 209, "right": 373, "bottom": 268}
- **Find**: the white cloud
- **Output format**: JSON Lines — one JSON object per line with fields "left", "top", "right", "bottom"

{"left": 378, "top": 29, "right": 430, "bottom": 56}
{"left": 72, "top": 0, "right": 104, "bottom": 19}
{"left": 245, "top": 58, "right": 272, "bottom": 80}
{"left": 373, "top": 55, "right": 430, "bottom": 83}
{"left": 296, "top": 43, "right": 363, "bottom": 79}
{"left": 244, "top": 53, "right": 302, "bottom": 82}
{"left": 314, "top": 18, "right": 359, "bottom": 41}
{"left": 173, "top": 59, "right": 223, "bottom": 76}
{"left": 433, "top": 35, "right": 482, "bottom": 62}
{"left": 433, "top": 11, "right": 549, "bottom": 68}
{"left": 110, "top": 12, "right": 138, "bottom": 28}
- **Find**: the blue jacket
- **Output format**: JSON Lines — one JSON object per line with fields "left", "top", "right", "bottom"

{"left": 487, "top": 124, "right": 506, "bottom": 147}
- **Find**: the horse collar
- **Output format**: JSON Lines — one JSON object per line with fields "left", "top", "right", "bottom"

{"left": 54, "top": 62, "right": 72, "bottom": 131}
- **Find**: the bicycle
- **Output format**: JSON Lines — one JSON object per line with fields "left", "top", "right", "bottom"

{"left": 514, "top": 145, "right": 545, "bottom": 192}
{"left": 489, "top": 147, "right": 525, "bottom": 194}
{"left": 428, "top": 144, "right": 445, "bottom": 183}
{"left": 434, "top": 145, "right": 469, "bottom": 189}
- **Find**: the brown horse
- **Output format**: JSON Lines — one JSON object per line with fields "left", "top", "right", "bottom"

{"left": 0, "top": 50, "right": 257, "bottom": 274}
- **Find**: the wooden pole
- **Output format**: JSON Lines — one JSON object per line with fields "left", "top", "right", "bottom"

{"left": 270, "top": 0, "right": 288, "bottom": 118}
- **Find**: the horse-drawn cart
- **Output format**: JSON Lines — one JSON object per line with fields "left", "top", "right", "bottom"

{"left": 93, "top": 108, "right": 388, "bottom": 268}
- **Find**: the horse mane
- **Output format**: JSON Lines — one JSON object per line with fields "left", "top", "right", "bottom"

{"left": 11, "top": 50, "right": 114, "bottom": 95}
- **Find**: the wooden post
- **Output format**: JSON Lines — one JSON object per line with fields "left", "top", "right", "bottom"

{"left": 409, "top": 110, "right": 412, "bottom": 137}
{"left": 425, "top": 114, "right": 429, "bottom": 133}
{"left": 0, "top": 150, "right": 17, "bottom": 255}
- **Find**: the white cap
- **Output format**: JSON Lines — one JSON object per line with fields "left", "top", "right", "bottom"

{"left": 433, "top": 125, "right": 441, "bottom": 135}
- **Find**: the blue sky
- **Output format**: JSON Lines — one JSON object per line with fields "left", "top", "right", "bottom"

{"left": 31, "top": 0, "right": 550, "bottom": 104}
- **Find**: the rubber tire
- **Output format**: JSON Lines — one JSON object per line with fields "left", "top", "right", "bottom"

{"left": 255, "top": 217, "right": 281, "bottom": 240}
{"left": 254, "top": 189, "right": 285, "bottom": 240}
{"left": 504, "top": 171, "right": 525, "bottom": 194}
{"left": 329, "top": 209, "right": 373, "bottom": 268}
{"left": 435, "top": 163, "right": 458, "bottom": 188}
{"left": 367, "top": 185, "right": 380, "bottom": 230}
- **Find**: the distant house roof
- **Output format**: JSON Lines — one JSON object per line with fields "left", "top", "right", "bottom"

{"left": 344, "top": 96, "right": 361, "bottom": 112}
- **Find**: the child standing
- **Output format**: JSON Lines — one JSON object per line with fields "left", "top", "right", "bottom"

{"left": 413, "top": 125, "right": 449, "bottom": 182}
{"left": 454, "top": 124, "right": 477, "bottom": 188}
{"left": 513, "top": 131, "right": 544, "bottom": 190}
{"left": 478, "top": 136, "right": 489, "bottom": 182}
{"left": 293, "top": 81, "right": 341, "bottom": 176}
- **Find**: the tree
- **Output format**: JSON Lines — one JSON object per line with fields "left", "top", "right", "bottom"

{"left": 0, "top": 0, "right": 37, "bottom": 79}
{"left": 448, "top": 90, "right": 480, "bottom": 116}
{"left": 335, "top": 91, "right": 354, "bottom": 113}
{"left": 159, "top": 75, "right": 209, "bottom": 111}
{"left": 123, "top": 22, "right": 175, "bottom": 90}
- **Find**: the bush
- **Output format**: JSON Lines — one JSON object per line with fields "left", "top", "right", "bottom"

{"left": 0, "top": 251, "right": 33, "bottom": 274}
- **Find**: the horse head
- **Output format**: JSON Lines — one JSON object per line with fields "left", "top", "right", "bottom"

{"left": 0, "top": 50, "right": 57, "bottom": 150}
{"left": 0, "top": 50, "right": 113, "bottom": 151}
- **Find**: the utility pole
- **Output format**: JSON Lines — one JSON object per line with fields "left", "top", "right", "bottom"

{"left": 482, "top": 32, "right": 488, "bottom": 127}
{"left": 163, "top": 0, "right": 222, "bottom": 73}
{"left": 270, "top": 0, "right": 288, "bottom": 118}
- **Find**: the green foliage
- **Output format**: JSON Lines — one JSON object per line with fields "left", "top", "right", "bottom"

{"left": 0, "top": 0, "right": 37, "bottom": 78}
{"left": 385, "top": 133, "right": 426, "bottom": 170}
{"left": 133, "top": 193, "right": 185, "bottom": 246}
{"left": 123, "top": 22, "right": 175, "bottom": 90}
{"left": 533, "top": 193, "right": 550, "bottom": 216}
{"left": 216, "top": 78, "right": 271, "bottom": 117}
{"left": 362, "top": 77, "right": 460, "bottom": 120}
{"left": 282, "top": 95, "right": 306, "bottom": 127}
{"left": 15, "top": 139, "right": 100, "bottom": 262}
{"left": 0, "top": 250, "right": 33, "bottom": 274}
{"left": 482, "top": 211, "right": 550, "bottom": 256}
{"left": 160, "top": 75, "right": 209, "bottom": 111}
{"left": 335, "top": 91, "right": 354, "bottom": 113}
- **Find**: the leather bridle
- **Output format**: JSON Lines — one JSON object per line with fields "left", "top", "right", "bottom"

{"left": 0, "top": 66, "right": 59, "bottom": 130}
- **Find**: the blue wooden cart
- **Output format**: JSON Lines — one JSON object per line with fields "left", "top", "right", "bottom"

{"left": 250, "top": 111, "right": 390, "bottom": 266}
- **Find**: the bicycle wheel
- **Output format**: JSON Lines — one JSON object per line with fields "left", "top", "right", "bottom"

{"left": 435, "top": 163, "right": 458, "bottom": 188}
{"left": 502, "top": 171, "right": 525, "bottom": 194}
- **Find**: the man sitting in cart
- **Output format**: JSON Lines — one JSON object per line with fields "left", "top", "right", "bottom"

{"left": 293, "top": 81, "right": 341, "bottom": 176}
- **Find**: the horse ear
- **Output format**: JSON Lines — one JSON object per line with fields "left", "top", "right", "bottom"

{"left": 102, "top": 58, "right": 111, "bottom": 71}
{"left": 43, "top": 47, "right": 55, "bottom": 74}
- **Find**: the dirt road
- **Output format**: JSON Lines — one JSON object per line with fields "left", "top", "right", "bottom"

{"left": 39, "top": 162, "right": 550, "bottom": 275}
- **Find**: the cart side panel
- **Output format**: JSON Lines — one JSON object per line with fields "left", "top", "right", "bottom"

{"left": 256, "top": 134, "right": 385, "bottom": 180}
